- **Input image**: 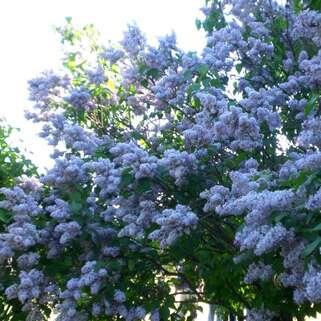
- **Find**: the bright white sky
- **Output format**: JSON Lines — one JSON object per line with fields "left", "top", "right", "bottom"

{"left": 0, "top": 0, "right": 205, "bottom": 171}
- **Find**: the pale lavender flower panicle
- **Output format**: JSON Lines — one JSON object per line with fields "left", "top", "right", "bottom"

{"left": 244, "top": 262, "right": 273, "bottom": 284}
{"left": 65, "top": 86, "right": 93, "bottom": 110}
{"left": 101, "top": 47, "right": 125, "bottom": 64}
{"left": 149, "top": 205, "right": 198, "bottom": 248}
{"left": 121, "top": 23, "right": 146, "bottom": 57}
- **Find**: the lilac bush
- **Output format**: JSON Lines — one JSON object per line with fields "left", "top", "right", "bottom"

{"left": 2, "top": 1, "right": 321, "bottom": 320}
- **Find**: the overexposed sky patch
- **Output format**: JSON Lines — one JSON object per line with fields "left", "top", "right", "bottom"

{"left": 0, "top": 0, "right": 205, "bottom": 171}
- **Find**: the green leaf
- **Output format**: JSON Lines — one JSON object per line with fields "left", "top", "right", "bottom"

{"left": 293, "top": 0, "right": 303, "bottom": 12}
{"left": 304, "top": 94, "right": 319, "bottom": 116}
{"left": 136, "top": 178, "right": 151, "bottom": 194}
{"left": 108, "top": 260, "right": 121, "bottom": 271}
{"left": 69, "top": 191, "right": 83, "bottom": 213}
{"left": 160, "top": 305, "right": 170, "bottom": 321}
{"left": 309, "top": 223, "right": 321, "bottom": 232}
{"left": 187, "top": 83, "right": 201, "bottom": 95}
{"left": 274, "top": 212, "right": 288, "bottom": 223}
{"left": 120, "top": 168, "right": 134, "bottom": 189}
{"left": 183, "top": 70, "right": 193, "bottom": 81}
{"left": 310, "top": 0, "right": 321, "bottom": 10}
{"left": 235, "top": 63, "right": 242, "bottom": 73}
{"left": 281, "top": 170, "right": 310, "bottom": 189}
{"left": 197, "top": 64, "right": 209, "bottom": 76}
{"left": 146, "top": 68, "right": 160, "bottom": 78}
{"left": 128, "top": 259, "right": 135, "bottom": 271}
{"left": 0, "top": 209, "right": 10, "bottom": 224}
{"left": 70, "top": 200, "right": 82, "bottom": 213}
{"left": 303, "top": 237, "right": 321, "bottom": 257}
{"left": 195, "top": 18, "right": 202, "bottom": 30}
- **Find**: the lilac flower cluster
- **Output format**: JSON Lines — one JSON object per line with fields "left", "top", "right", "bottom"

{"left": 244, "top": 262, "right": 273, "bottom": 284}
{"left": 85, "top": 159, "right": 121, "bottom": 199}
{"left": 110, "top": 142, "right": 158, "bottom": 179}
{"left": 0, "top": 187, "right": 41, "bottom": 261}
{"left": 86, "top": 65, "right": 106, "bottom": 85}
{"left": 120, "top": 23, "right": 146, "bottom": 57}
{"left": 214, "top": 107, "right": 262, "bottom": 151}
{"left": 298, "top": 117, "right": 321, "bottom": 148}
{"left": 299, "top": 50, "right": 321, "bottom": 88}
{"left": 65, "top": 87, "right": 93, "bottom": 110}
{"left": 4, "top": 269, "right": 57, "bottom": 320}
{"left": 41, "top": 156, "right": 89, "bottom": 186}
{"left": 149, "top": 205, "right": 198, "bottom": 248}
{"left": 28, "top": 71, "right": 69, "bottom": 104}
{"left": 55, "top": 261, "right": 108, "bottom": 321}
{"left": 203, "top": 22, "right": 243, "bottom": 71}
{"left": 101, "top": 47, "right": 125, "bottom": 65}
{"left": 6, "top": 269, "right": 44, "bottom": 304}
{"left": 292, "top": 10, "right": 321, "bottom": 46}
{"left": 152, "top": 70, "right": 191, "bottom": 108}
{"left": 54, "top": 221, "right": 81, "bottom": 244}
{"left": 159, "top": 149, "right": 197, "bottom": 186}
{"left": 144, "top": 33, "right": 179, "bottom": 71}
{"left": 246, "top": 308, "right": 274, "bottom": 321}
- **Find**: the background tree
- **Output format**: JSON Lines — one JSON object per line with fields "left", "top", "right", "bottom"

{"left": 0, "top": 121, "right": 37, "bottom": 321}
